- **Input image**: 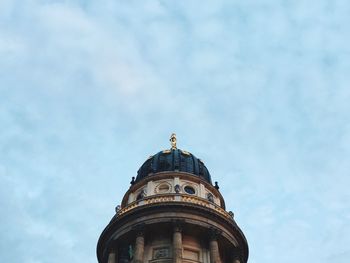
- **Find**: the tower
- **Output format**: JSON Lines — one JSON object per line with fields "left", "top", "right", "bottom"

{"left": 97, "top": 134, "right": 248, "bottom": 263}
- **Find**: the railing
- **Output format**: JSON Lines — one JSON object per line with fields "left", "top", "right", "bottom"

{"left": 117, "top": 194, "right": 233, "bottom": 220}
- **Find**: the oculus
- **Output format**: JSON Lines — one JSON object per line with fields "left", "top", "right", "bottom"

{"left": 156, "top": 183, "right": 171, "bottom": 194}
{"left": 184, "top": 185, "right": 196, "bottom": 195}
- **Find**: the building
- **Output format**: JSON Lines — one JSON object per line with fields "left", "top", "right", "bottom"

{"left": 97, "top": 134, "right": 249, "bottom": 263}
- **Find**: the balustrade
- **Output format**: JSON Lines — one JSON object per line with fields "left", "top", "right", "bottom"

{"left": 117, "top": 194, "right": 231, "bottom": 220}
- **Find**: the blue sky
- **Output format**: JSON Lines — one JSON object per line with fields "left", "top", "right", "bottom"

{"left": 1, "top": 0, "right": 350, "bottom": 262}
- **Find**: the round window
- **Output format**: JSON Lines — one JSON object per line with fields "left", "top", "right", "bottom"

{"left": 157, "top": 184, "right": 170, "bottom": 193}
{"left": 184, "top": 186, "right": 195, "bottom": 195}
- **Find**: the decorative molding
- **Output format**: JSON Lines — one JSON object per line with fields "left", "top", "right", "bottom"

{"left": 118, "top": 194, "right": 232, "bottom": 220}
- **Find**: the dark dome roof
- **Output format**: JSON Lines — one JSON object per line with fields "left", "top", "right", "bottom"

{"left": 136, "top": 149, "right": 212, "bottom": 184}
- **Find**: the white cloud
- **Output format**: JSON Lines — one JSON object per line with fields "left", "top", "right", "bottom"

{"left": 1, "top": 1, "right": 350, "bottom": 263}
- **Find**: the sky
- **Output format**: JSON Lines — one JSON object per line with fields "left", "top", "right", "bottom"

{"left": 1, "top": 0, "right": 350, "bottom": 262}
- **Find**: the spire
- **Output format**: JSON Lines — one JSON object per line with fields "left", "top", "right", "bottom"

{"left": 170, "top": 133, "right": 177, "bottom": 149}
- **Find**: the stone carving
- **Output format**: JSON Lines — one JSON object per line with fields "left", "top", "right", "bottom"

{"left": 170, "top": 133, "right": 177, "bottom": 149}
{"left": 229, "top": 211, "right": 234, "bottom": 219}
{"left": 214, "top": 181, "right": 220, "bottom": 190}
{"left": 137, "top": 189, "right": 147, "bottom": 200}
{"left": 154, "top": 248, "right": 169, "bottom": 259}
{"left": 207, "top": 193, "right": 214, "bottom": 203}
{"left": 174, "top": 184, "right": 180, "bottom": 193}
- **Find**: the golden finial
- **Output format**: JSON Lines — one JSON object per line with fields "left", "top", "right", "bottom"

{"left": 170, "top": 133, "right": 177, "bottom": 149}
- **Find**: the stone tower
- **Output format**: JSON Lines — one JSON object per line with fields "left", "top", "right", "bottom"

{"left": 97, "top": 134, "right": 248, "bottom": 263}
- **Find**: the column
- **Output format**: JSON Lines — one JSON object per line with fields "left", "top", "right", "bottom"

{"left": 108, "top": 249, "right": 116, "bottom": 263}
{"left": 173, "top": 225, "right": 183, "bottom": 263}
{"left": 232, "top": 247, "right": 241, "bottom": 263}
{"left": 209, "top": 229, "right": 222, "bottom": 263}
{"left": 133, "top": 232, "right": 145, "bottom": 263}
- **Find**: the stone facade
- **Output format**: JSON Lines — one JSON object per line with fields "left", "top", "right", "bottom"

{"left": 125, "top": 174, "right": 222, "bottom": 208}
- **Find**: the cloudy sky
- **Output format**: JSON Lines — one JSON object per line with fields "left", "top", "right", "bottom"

{"left": 1, "top": 0, "right": 350, "bottom": 262}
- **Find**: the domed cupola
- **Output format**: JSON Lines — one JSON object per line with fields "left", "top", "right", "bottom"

{"left": 97, "top": 133, "right": 249, "bottom": 263}
{"left": 136, "top": 134, "right": 212, "bottom": 184}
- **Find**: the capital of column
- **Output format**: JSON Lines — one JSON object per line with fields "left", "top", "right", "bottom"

{"left": 135, "top": 231, "right": 144, "bottom": 237}
{"left": 209, "top": 227, "right": 222, "bottom": 241}
{"left": 173, "top": 225, "right": 182, "bottom": 233}
{"left": 107, "top": 249, "right": 117, "bottom": 263}
{"left": 109, "top": 247, "right": 117, "bottom": 253}
{"left": 132, "top": 223, "right": 145, "bottom": 237}
{"left": 232, "top": 247, "right": 242, "bottom": 262}
{"left": 172, "top": 219, "right": 185, "bottom": 233}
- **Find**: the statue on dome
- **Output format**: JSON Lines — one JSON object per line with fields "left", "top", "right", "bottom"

{"left": 170, "top": 133, "right": 177, "bottom": 149}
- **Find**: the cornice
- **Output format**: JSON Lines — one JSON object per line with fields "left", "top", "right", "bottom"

{"left": 97, "top": 201, "right": 248, "bottom": 263}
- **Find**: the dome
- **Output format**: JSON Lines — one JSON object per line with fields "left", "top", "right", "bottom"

{"left": 136, "top": 148, "right": 212, "bottom": 184}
